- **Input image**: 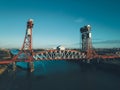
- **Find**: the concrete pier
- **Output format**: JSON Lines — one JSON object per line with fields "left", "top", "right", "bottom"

{"left": 13, "top": 62, "right": 16, "bottom": 71}
{"left": 28, "top": 62, "right": 34, "bottom": 72}
{"left": 87, "top": 59, "right": 90, "bottom": 63}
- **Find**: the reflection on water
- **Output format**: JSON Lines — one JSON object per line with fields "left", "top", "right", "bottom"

{"left": 16, "top": 60, "right": 80, "bottom": 76}
{"left": 0, "top": 60, "right": 120, "bottom": 90}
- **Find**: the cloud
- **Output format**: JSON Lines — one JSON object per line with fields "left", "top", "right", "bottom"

{"left": 93, "top": 40, "right": 120, "bottom": 44}
{"left": 74, "top": 18, "right": 85, "bottom": 23}
{"left": 70, "top": 40, "right": 120, "bottom": 48}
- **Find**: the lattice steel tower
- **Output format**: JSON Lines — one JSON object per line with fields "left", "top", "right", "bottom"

{"left": 12, "top": 19, "right": 34, "bottom": 72}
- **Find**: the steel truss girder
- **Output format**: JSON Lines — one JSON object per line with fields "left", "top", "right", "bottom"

{"left": 33, "top": 50, "right": 86, "bottom": 60}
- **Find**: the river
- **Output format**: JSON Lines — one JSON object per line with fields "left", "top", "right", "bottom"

{"left": 0, "top": 60, "right": 120, "bottom": 90}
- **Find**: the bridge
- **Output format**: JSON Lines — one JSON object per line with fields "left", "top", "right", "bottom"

{"left": 33, "top": 50, "right": 86, "bottom": 60}
{"left": 0, "top": 19, "right": 120, "bottom": 72}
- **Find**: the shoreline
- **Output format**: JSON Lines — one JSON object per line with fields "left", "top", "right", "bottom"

{"left": 0, "top": 65, "right": 8, "bottom": 75}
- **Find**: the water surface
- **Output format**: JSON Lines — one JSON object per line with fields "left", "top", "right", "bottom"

{"left": 0, "top": 60, "right": 120, "bottom": 90}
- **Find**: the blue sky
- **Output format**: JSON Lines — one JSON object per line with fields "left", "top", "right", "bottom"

{"left": 0, "top": 0, "right": 120, "bottom": 48}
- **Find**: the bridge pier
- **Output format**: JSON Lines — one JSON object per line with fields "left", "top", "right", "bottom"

{"left": 28, "top": 62, "right": 34, "bottom": 72}
{"left": 97, "top": 58, "right": 100, "bottom": 63}
{"left": 12, "top": 62, "right": 16, "bottom": 71}
{"left": 87, "top": 59, "right": 90, "bottom": 63}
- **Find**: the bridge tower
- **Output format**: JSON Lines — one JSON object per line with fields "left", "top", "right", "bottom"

{"left": 80, "top": 25, "right": 93, "bottom": 60}
{"left": 12, "top": 19, "right": 34, "bottom": 72}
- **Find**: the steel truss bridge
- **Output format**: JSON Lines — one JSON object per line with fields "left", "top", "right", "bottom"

{"left": 34, "top": 50, "right": 86, "bottom": 60}
{"left": 0, "top": 49, "right": 119, "bottom": 65}
{"left": 0, "top": 19, "right": 120, "bottom": 72}
{"left": 0, "top": 50, "right": 86, "bottom": 64}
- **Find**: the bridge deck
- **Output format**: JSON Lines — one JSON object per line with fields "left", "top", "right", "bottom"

{"left": 0, "top": 60, "right": 13, "bottom": 64}
{"left": 0, "top": 50, "right": 120, "bottom": 65}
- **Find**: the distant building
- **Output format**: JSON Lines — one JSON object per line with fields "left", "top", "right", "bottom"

{"left": 0, "top": 49, "right": 11, "bottom": 59}
{"left": 56, "top": 45, "right": 65, "bottom": 50}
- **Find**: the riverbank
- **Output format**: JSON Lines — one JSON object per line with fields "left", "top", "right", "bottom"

{"left": 0, "top": 65, "right": 8, "bottom": 75}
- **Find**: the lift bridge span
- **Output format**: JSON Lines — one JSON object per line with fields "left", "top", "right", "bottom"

{"left": 0, "top": 19, "right": 120, "bottom": 72}
{"left": 34, "top": 50, "right": 86, "bottom": 60}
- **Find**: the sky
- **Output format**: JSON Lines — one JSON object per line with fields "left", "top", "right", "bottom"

{"left": 0, "top": 0, "right": 120, "bottom": 49}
